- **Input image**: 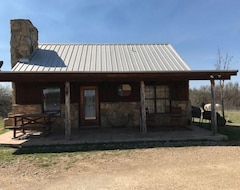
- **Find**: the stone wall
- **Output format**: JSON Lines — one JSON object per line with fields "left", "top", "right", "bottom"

{"left": 4, "top": 104, "right": 42, "bottom": 127}
{"left": 100, "top": 102, "right": 140, "bottom": 128}
{"left": 10, "top": 19, "right": 38, "bottom": 68}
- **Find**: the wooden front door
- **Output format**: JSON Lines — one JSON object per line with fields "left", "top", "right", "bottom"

{"left": 80, "top": 86, "right": 99, "bottom": 126}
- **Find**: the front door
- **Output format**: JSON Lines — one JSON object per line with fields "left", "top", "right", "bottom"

{"left": 80, "top": 86, "right": 99, "bottom": 126}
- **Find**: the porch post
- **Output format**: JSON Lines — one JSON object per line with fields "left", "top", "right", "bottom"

{"left": 140, "top": 81, "right": 147, "bottom": 134}
{"left": 210, "top": 78, "right": 217, "bottom": 135}
{"left": 65, "top": 81, "right": 71, "bottom": 140}
{"left": 12, "top": 82, "right": 16, "bottom": 104}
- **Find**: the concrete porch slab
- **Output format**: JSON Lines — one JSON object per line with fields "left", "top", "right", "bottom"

{"left": 0, "top": 125, "right": 227, "bottom": 147}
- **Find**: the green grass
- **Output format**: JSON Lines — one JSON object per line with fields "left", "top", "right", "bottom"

{"left": 0, "top": 145, "right": 81, "bottom": 169}
{"left": 200, "top": 110, "right": 240, "bottom": 141}
{"left": 0, "top": 145, "right": 130, "bottom": 171}
{"left": 0, "top": 119, "right": 3, "bottom": 129}
{"left": 0, "top": 119, "right": 9, "bottom": 134}
{"left": 219, "top": 110, "right": 240, "bottom": 141}
{"left": 225, "top": 110, "right": 240, "bottom": 126}
{"left": 219, "top": 127, "right": 240, "bottom": 141}
{"left": 0, "top": 146, "right": 16, "bottom": 164}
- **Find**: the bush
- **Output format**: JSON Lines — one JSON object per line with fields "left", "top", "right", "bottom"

{"left": 0, "top": 84, "right": 12, "bottom": 118}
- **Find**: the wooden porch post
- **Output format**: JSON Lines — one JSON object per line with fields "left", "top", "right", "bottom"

{"left": 210, "top": 78, "right": 217, "bottom": 135}
{"left": 12, "top": 82, "right": 16, "bottom": 104}
{"left": 65, "top": 81, "right": 71, "bottom": 140}
{"left": 140, "top": 81, "right": 147, "bottom": 134}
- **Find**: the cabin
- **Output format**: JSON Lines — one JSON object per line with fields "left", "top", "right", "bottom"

{"left": 0, "top": 19, "right": 237, "bottom": 140}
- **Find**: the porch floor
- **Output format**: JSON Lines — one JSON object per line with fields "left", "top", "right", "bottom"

{"left": 0, "top": 125, "right": 228, "bottom": 147}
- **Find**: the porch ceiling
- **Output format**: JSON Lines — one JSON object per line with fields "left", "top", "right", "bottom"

{"left": 0, "top": 70, "right": 238, "bottom": 82}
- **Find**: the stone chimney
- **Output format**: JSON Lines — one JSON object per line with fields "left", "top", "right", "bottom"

{"left": 10, "top": 19, "right": 38, "bottom": 68}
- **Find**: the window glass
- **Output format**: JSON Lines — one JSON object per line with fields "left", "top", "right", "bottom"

{"left": 118, "top": 84, "right": 132, "bottom": 96}
{"left": 156, "top": 100, "right": 170, "bottom": 113}
{"left": 145, "top": 85, "right": 170, "bottom": 114}
{"left": 145, "top": 86, "right": 154, "bottom": 99}
{"left": 145, "top": 100, "right": 155, "bottom": 113}
{"left": 84, "top": 89, "right": 96, "bottom": 120}
{"left": 43, "top": 88, "right": 61, "bottom": 116}
{"left": 156, "top": 85, "right": 169, "bottom": 98}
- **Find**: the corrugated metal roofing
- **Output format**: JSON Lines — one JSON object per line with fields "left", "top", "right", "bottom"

{"left": 13, "top": 44, "right": 191, "bottom": 72}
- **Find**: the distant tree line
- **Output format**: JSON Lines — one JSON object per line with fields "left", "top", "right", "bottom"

{"left": 0, "top": 85, "right": 12, "bottom": 118}
{"left": 190, "top": 81, "right": 240, "bottom": 110}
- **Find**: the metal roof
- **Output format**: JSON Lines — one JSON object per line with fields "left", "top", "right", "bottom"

{"left": 13, "top": 44, "right": 191, "bottom": 72}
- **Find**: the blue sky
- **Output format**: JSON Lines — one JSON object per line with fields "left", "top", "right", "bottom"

{"left": 0, "top": 0, "right": 239, "bottom": 88}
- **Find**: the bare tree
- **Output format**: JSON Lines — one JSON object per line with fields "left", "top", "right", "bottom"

{"left": 215, "top": 49, "right": 233, "bottom": 119}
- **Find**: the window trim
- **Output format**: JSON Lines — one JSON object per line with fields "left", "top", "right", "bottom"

{"left": 42, "top": 87, "right": 61, "bottom": 116}
{"left": 145, "top": 85, "right": 170, "bottom": 114}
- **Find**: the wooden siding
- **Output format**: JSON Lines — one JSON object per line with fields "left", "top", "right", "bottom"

{"left": 99, "top": 82, "right": 140, "bottom": 102}
{"left": 170, "top": 80, "right": 189, "bottom": 101}
{"left": 14, "top": 81, "right": 188, "bottom": 105}
{"left": 15, "top": 82, "right": 65, "bottom": 104}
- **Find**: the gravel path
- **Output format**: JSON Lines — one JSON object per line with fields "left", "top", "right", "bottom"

{"left": 1, "top": 146, "right": 240, "bottom": 190}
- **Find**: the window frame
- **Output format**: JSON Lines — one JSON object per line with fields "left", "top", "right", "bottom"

{"left": 42, "top": 87, "right": 61, "bottom": 116}
{"left": 145, "top": 85, "right": 170, "bottom": 114}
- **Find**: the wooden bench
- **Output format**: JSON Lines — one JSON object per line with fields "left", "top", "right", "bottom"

{"left": 5, "top": 122, "right": 52, "bottom": 138}
{"left": 5, "top": 113, "right": 52, "bottom": 138}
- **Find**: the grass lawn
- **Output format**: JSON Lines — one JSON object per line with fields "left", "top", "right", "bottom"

{"left": 224, "top": 110, "right": 240, "bottom": 126}
{"left": 219, "top": 110, "right": 240, "bottom": 141}
{"left": 0, "top": 145, "right": 90, "bottom": 169}
{"left": 0, "top": 119, "right": 3, "bottom": 128}
{"left": 0, "top": 119, "right": 8, "bottom": 135}
{"left": 200, "top": 110, "right": 240, "bottom": 141}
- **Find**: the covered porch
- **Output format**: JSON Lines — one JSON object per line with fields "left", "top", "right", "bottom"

{"left": 0, "top": 124, "right": 228, "bottom": 147}
{"left": 0, "top": 70, "right": 238, "bottom": 141}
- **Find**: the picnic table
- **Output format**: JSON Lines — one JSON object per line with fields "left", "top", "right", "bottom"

{"left": 5, "top": 113, "right": 52, "bottom": 138}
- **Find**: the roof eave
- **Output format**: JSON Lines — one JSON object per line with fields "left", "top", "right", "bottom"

{"left": 0, "top": 70, "right": 238, "bottom": 82}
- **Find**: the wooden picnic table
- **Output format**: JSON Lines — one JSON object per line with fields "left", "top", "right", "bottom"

{"left": 6, "top": 113, "right": 52, "bottom": 138}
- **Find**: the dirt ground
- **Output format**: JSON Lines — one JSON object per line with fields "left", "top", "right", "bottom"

{"left": 1, "top": 146, "right": 240, "bottom": 190}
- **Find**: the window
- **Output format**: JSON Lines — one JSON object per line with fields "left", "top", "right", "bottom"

{"left": 117, "top": 84, "right": 132, "bottom": 96}
{"left": 145, "top": 85, "right": 170, "bottom": 113}
{"left": 43, "top": 88, "right": 61, "bottom": 116}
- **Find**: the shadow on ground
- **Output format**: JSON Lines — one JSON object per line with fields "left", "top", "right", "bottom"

{"left": 13, "top": 139, "right": 240, "bottom": 155}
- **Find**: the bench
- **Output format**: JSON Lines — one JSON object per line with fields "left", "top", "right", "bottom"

{"left": 5, "top": 123, "right": 52, "bottom": 138}
{"left": 5, "top": 113, "right": 52, "bottom": 138}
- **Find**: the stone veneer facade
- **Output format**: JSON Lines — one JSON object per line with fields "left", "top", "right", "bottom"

{"left": 100, "top": 102, "right": 140, "bottom": 128}
{"left": 10, "top": 19, "right": 38, "bottom": 68}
